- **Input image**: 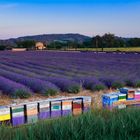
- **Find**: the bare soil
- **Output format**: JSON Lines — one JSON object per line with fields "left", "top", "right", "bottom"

{"left": 0, "top": 89, "right": 116, "bottom": 108}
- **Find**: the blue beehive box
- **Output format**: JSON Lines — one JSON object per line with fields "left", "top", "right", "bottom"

{"left": 102, "top": 93, "right": 118, "bottom": 109}
{"left": 119, "top": 87, "right": 132, "bottom": 94}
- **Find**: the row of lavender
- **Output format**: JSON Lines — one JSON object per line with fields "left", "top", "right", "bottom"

{"left": 0, "top": 51, "right": 140, "bottom": 97}
{"left": 0, "top": 96, "right": 91, "bottom": 127}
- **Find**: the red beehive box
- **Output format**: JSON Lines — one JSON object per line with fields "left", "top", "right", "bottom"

{"left": 72, "top": 99, "right": 83, "bottom": 116}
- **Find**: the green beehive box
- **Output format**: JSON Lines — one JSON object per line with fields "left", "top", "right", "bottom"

{"left": 118, "top": 93, "right": 126, "bottom": 101}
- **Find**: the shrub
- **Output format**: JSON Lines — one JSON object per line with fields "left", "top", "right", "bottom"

{"left": 0, "top": 69, "right": 60, "bottom": 96}
{"left": 135, "top": 80, "right": 140, "bottom": 88}
{"left": 112, "top": 81, "right": 125, "bottom": 89}
{"left": 0, "top": 76, "right": 32, "bottom": 98}
{"left": 100, "top": 77, "right": 125, "bottom": 89}
{"left": 14, "top": 89, "right": 31, "bottom": 99}
{"left": 67, "top": 84, "right": 80, "bottom": 93}
{"left": 92, "top": 84, "right": 105, "bottom": 91}
{"left": 124, "top": 79, "right": 135, "bottom": 87}
{"left": 43, "top": 77, "right": 80, "bottom": 93}
{"left": 45, "top": 89, "right": 58, "bottom": 96}
{"left": 99, "top": 77, "right": 115, "bottom": 88}
{"left": 76, "top": 77, "right": 106, "bottom": 91}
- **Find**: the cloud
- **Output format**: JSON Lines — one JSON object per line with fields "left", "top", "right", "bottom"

{"left": 0, "top": 3, "right": 19, "bottom": 9}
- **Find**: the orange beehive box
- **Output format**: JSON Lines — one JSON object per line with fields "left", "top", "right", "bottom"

{"left": 73, "top": 108, "right": 82, "bottom": 116}
{"left": 25, "top": 103, "right": 38, "bottom": 116}
{"left": 72, "top": 99, "right": 83, "bottom": 115}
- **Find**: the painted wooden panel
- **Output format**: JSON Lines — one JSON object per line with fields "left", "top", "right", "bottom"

{"left": 0, "top": 107, "right": 10, "bottom": 122}
{"left": 73, "top": 99, "right": 82, "bottom": 115}
{"left": 39, "top": 101, "right": 50, "bottom": 119}
{"left": 83, "top": 96, "right": 92, "bottom": 112}
{"left": 62, "top": 100, "right": 72, "bottom": 116}
{"left": 51, "top": 101, "right": 61, "bottom": 118}
{"left": 26, "top": 103, "right": 38, "bottom": 116}
{"left": 11, "top": 105, "right": 25, "bottom": 126}
{"left": 25, "top": 103, "right": 38, "bottom": 124}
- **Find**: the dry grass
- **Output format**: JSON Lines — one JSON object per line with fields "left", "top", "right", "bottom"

{"left": 0, "top": 89, "right": 115, "bottom": 108}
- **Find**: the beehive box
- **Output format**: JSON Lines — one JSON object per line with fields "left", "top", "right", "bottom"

{"left": 83, "top": 96, "right": 92, "bottom": 112}
{"left": 120, "top": 87, "right": 135, "bottom": 100}
{"left": 127, "top": 91, "right": 135, "bottom": 100}
{"left": 25, "top": 102, "right": 38, "bottom": 124}
{"left": 51, "top": 100, "right": 62, "bottom": 118}
{"left": 39, "top": 100, "right": 50, "bottom": 120}
{"left": 119, "top": 87, "right": 134, "bottom": 94}
{"left": 135, "top": 90, "right": 140, "bottom": 100}
{"left": 117, "top": 93, "right": 126, "bottom": 101}
{"left": 11, "top": 105, "right": 25, "bottom": 126}
{"left": 72, "top": 99, "right": 83, "bottom": 115}
{"left": 62, "top": 100, "right": 72, "bottom": 116}
{"left": 102, "top": 93, "right": 118, "bottom": 108}
{"left": 0, "top": 106, "right": 11, "bottom": 124}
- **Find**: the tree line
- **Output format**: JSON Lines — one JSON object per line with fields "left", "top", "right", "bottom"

{"left": 83, "top": 33, "right": 140, "bottom": 49}
{"left": 47, "top": 33, "right": 140, "bottom": 49}
{"left": 0, "top": 33, "right": 140, "bottom": 50}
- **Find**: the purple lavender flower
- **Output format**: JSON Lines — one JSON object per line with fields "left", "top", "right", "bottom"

{"left": 75, "top": 77, "right": 105, "bottom": 91}
{"left": 0, "top": 69, "right": 60, "bottom": 96}
{"left": 0, "top": 76, "right": 32, "bottom": 98}
{"left": 42, "top": 77, "right": 80, "bottom": 93}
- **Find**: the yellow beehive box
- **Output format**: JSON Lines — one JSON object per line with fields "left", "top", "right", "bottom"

{"left": 0, "top": 114, "right": 11, "bottom": 121}
{"left": 0, "top": 107, "right": 11, "bottom": 121}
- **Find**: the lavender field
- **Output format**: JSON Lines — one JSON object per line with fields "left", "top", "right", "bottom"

{"left": 0, "top": 51, "right": 140, "bottom": 98}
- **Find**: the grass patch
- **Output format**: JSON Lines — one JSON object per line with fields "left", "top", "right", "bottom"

{"left": 67, "top": 47, "right": 140, "bottom": 52}
{"left": 1, "top": 108, "right": 140, "bottom": 140}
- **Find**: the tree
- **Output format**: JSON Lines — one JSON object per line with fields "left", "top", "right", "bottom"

{"left": 92, "top": 35, "right": 103, "bottom": 50}
{"left": 128, "top": 38, "right": 140, "bottom": 47}
{"left": 0, "top": 45, "right": 6, "bottom": 50}
{"left": 16, "top": 40, "right": 35, "bottom": 49}
{"left": 102, "top": 33, "right": 116, "bottom": 48}
{"left": 83, "top": 39, "right": 93, "bottom": 48}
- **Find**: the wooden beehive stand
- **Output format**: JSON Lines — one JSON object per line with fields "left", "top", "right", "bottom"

{"left": 0, "top": 96, "right": 92, "bottom": 127}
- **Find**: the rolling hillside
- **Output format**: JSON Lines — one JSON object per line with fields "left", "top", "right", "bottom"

{"left": 0, "top": 34, "right": 91, "bottom": 46}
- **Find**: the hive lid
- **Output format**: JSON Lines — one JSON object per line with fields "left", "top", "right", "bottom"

{"left": 120, "top": 87, "right": 135, "bottom": 92}
{"left": 102, "top": 93, "right": 118, "bottom": 99}
{"left": 117, "top": 93, "right": 127, "bottom": 97}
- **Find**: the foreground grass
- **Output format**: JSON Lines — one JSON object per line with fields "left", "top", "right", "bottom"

{"left": 1, "top": 108, "right": 140, "bottom": 140}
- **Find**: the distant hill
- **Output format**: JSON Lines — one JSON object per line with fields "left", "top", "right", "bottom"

{"left": 0, "top": 33, "right": 91, "bottom": 46}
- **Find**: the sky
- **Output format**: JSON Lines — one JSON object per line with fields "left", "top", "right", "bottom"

{"left": 0, "top": 0, "right": 140, "bottom": 39}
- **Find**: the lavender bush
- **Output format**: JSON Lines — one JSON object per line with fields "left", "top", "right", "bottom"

{"left": 0, "top": 69, "right": 60, "bottom": 96}
{"left": 75, "top": 77, "right": 105, "bottom": 91}
{"left": 0, "top": 76, "right": 32, "bottom": 98}
{"left": 43, "top": 77, "right": 80, "bottom": 93}
{"left": 0, "top": 51, "right": 140, "bottom": 97}
{"left": 99, "top": 77, "right": 115, "bottom": 88}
